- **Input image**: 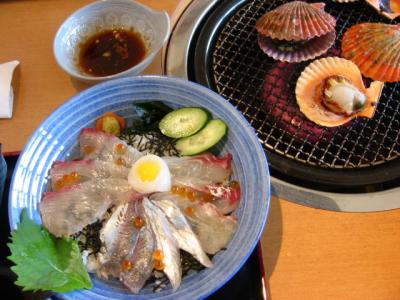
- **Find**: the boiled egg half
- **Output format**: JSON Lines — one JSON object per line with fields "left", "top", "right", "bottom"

{"left": 128, "top": 154, "right": 171, "bottom": 193}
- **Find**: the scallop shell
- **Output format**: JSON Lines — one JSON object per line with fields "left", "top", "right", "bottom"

{"left": 342, "top": 23, "right": 400, "bottom": 82}
{"left": 296, "top": 57, "right": 384, "bottom": 127}
{"left": 332, "top": 0, "right": 359, "bottom": 3}
{"left": 262, "top": 61, "right": 339, "bottom": 143}
{"left": 257, "top": 31, "right": 335, "bottom": 63}
{"left": 255, "top": 1, "right": 336, "bottom": 41}
{"left": 364, "top": 0, "right": 400, "bottom": 20}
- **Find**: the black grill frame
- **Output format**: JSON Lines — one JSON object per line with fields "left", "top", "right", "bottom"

{"left": 191, "top": 0, "right": 400, "bottom": 190}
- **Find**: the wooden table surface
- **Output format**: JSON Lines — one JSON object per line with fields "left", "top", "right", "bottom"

{"left": 1, "top": 1, "right": 400, "bottom": 299}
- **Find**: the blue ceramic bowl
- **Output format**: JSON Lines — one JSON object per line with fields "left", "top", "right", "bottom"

{"left": 8, "top": 76, "right": 270, "bottom": 299}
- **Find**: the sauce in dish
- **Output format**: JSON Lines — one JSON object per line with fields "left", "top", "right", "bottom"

{"left": 78, "top": 29, "right": 147, "bottom": 77}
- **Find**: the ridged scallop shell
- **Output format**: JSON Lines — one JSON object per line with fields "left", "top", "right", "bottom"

{"left": 332, "top": 0, "right": 359, "bottom": 2}
{"left": 342, "top": 23, "right": 400, "bottom": 82}
{"left": 255, "top": 1, "right": 336, "bottom": 41}
{"left": 364, "top": 0, "right": 400, "bottom": 20}
{"left": 296, "top": 57, "right": 384, "bottom": 127}
{"left": 257, "top": 31, "right": 335, "bottom": 62}
{"left": 262, "top": 61, "right": 340, "bottom": 142}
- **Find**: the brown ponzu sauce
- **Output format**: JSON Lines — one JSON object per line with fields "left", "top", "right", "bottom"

{"left": 79, "top": 29, "right": 147, "bottom": 76}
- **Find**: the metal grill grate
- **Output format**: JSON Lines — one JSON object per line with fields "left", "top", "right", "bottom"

{"left": 208, "top": 0, "right": 400, "bottom": 169}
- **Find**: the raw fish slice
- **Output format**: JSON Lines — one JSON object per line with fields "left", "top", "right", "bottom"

{"left": 40, "top": 179, "right": 136, "bottom": 237}
{"left": 165, "top": 152, "right": 232, "bottom": 189}
{"left": 188, "top": 202, "right": 237, "bottom": 255}
{"left": 120, "top": 225, "right": 155, "bottom": 293}
{"left": 200, "top": 182, "right": 240, "bottom": 214}
{"left": 143, "top": 198, "right": 181, "bottom": 290}
{"left": 150, "top": 193, "right": 238, "bottom": 254}
{"left": 255, "top": 1, "right": 336, "bottom": 41}
{"left": 153, "top": 199, "right": 213, "bottom": 268}
{"left": 79, "top": 128, "right": 142, "bottom": 166}
{"left": 50, "top": 159, "right": 129, "bottom": 190}
{"left": 98, "top": 201, "right": 142, "bottom": 278}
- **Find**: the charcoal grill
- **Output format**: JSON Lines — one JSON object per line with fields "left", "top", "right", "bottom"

{"left": 164, "top": 0, "right": 400, "bottom": 211}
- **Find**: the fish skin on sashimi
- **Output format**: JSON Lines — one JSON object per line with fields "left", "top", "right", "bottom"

{"left": 153, "top": 199, "right": 213, "bottom": 268}
{"left": 98, "top": 200, "right": 143, "bottom": 279}
{"left": 150, "top": 193, "right": 238, "bottom": 254}
{"left": 120, "top": 223, "right": 155, "bottom": 293}
{"left": 143, "top": 198, "right": 182, "bottom": 290}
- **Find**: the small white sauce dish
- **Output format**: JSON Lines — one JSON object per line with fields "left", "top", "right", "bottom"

{"left": 53, "top": 0, "right": 170, "bottom": 83}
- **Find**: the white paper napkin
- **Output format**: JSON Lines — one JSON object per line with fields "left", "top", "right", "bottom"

{"left": 0, "top": 60, "right": 20, "bottom": 119}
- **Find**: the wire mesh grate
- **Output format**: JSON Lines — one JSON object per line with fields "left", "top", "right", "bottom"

{"left": 210, "top": 0, "right": 400, "bottom": 169}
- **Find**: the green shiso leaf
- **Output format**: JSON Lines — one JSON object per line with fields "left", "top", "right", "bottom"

{"left": 7, "top": 209, "right": 92, "bottom": 293}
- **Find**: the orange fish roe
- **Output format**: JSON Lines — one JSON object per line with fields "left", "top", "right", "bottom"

{"left": 121, "top": 260, "right": 133, "bottom": 271}
{"left": 185, "top": 206, "right": 195, "bottom": 216}
{"left": 171, "top": 185, "right": 179, "bottom": 194}
{"left": 70, "top": 172, "right": 80, "bottom": 180}
{"left": 186, "top": 190, "right": 197, "bottom": 201}
{"left": 54, "top": 172, "right": 81, "bottom": 190}
{"left": 153, "top": 260, "right": 165, "bottom": 271}
{"left": 202, "top": 193, "right": 213, "bottom": 202}
{"left": 115, "top": 157, "right": 126, "bottom": 166}
{"left": 152, "top": 249, "right": 164, "bottom": 261}
{"left": 177, "top": 186, "right": 187, "bottom": 197}
{"left": 230, "top": 180, "right": 240, "bottom": 189}
{"left": 83, "top": 145, "right": 95, "bottom": 155}
{"left": 133, "top": 216, "right": 145, "bottom": 228}
{"left": 54, "top": 180, "right": 65, "bottom": 191}
{"left": 114, "top": 143, "right": 126, "bottom": 154}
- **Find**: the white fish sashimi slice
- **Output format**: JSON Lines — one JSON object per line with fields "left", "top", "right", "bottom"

{"left": 40, "top": 179, "right": 137, "bottom": 237}
{"left": 188, "top": 202, "right": 237, "bottom": 255}
{"left": 150, "top": 193, "right": 237, "bottom": 254}
{"left": 153, "top": 199, "right": 213, "bottom": 268}
{"left": 50, "top": 159, "right": 130, "bottom": 189}
{"left": 120, "top": 224, "right": 155, "bottom": 293}
{"left": 198, "top": 182, "right": 241, "bottom": 214}
{"left": 40, "top": 184, "right": 112, "bottom": 238}
{"left": 79, "top": 128, "right": 142, "bottom": 166}
{"left": 99, "top": 201, "right": 142, "bottom": 278}
{"left": 164, "top": 152, "right": 232, "bottom": 189}
{"left": 143, "top": 198, "right": 181, "bottom": 290}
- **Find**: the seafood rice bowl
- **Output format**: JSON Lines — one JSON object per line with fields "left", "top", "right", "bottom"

{"left": 8, "top": 76, "right": 270, "bottom": 299}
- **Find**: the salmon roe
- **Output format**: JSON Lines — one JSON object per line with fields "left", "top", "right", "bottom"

{"left": 54, "top": 172, "right": 81, "bottom": 190}
{"left": 153, "top": 260, "right": 165, "bottom": 271}
{"left": 185, "top": 206, "right": 195, "bottom": 216}
{"left": 122, "top": 260, "right": 133, "bottom": 271}
{"left": 230, "top": 180, "right": 240, "bottom": 189}
{"left": 115, "top": 157, "right": 126, "bottom": 166}
{"left": 186, "top": 190, "right": 197, "bottom": 201}
{"left": 114, "top": 143, "right": 126, "bottom": 154}
{"left": 152, "top": 249, "right": 164, "bottom": 261}
{"left": 83, "top": 145, "right": 95, "bottom": 155}
{"left": 171, "top": 185, "right": 179, "bottom": 194}
{"left": 202, "top": 193, "right": 214, "bottom": 202}
{"left": 133, "top": 216, "right": 145, "bottom": 228}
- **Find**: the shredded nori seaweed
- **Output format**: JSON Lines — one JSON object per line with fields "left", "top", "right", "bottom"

{"left": 120, "top": 129, "right": 179, "bottom": 157}
{"left": 145, "top": 250, "right": 209, "bottom": 292}
{"left": 73, "top": 220, "right": 104, "bottom": 255}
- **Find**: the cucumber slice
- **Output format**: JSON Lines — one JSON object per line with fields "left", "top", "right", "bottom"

{"left": 159, "top": 107, "right": 209, "bottom": 138}
{"left": 176, "top": 119, "right": 228, "bottom": 155}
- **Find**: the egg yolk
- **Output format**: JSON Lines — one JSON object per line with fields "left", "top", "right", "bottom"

{"left": 137, "top": 161, "right": 161, "bottom": 182}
